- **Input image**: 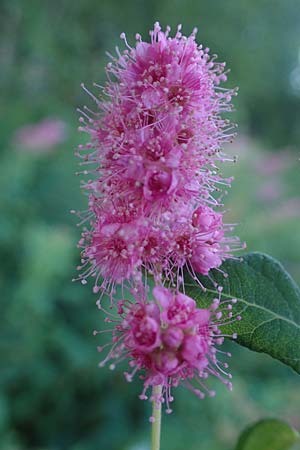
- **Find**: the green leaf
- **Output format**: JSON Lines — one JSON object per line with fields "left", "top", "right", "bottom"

{"left": 235, "top": 418, "right": 300, "bottom": 450}
{"left": 185, "top": 252, "right": 300, "bottom": 374}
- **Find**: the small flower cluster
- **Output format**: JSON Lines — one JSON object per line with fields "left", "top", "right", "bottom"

{"left": 96, "top": 287, "right": 240, "bottom": 414}
{"left": 75, "top": 23, "right": 243, "bottom": 411}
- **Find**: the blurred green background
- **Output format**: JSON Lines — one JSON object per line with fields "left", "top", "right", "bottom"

{"left": 1, "top": 1, "right": 300, "bottom": 449}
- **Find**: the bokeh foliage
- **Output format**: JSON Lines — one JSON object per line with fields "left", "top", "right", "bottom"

{"left": 1, "top": 1, "right": 300, "bottom": 449}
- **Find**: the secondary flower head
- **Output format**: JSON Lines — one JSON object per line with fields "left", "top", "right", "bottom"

{"left": 96, "top": 287, "right": 240, "bottom": 413}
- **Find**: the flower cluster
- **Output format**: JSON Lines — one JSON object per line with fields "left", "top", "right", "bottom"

{"left": 75, "top": 23, "right": 243, "bottom": 411}
{"left": 96, "top": 287, "right": 240, "bottom": 413}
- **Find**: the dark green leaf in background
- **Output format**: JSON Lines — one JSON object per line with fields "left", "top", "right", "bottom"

{"left": 185, "top": 253, "right": 300, "bottom": 374}
{"left": 235, "top": 418, "right": 300, "bottom": 450}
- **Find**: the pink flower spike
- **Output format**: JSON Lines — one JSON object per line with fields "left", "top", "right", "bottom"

{"left": 75, "top": 23, "right": 243, "bottom": 415}
{"left": 75, "top": 22, "right": 241, "bottom": 295}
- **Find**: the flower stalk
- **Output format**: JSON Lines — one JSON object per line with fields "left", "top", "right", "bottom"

{"left": 151, "top": 385, "right": 163, "bottom": 450}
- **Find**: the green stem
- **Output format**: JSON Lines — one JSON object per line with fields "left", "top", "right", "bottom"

{"left": 151, "top": 385, "right": 162, "bottom": 450}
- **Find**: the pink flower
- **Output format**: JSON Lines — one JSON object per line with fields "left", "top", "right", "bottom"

{"left": 192, "top": 205, "right": 222, "bottom": 236}
{"left": 125, "top": 303, "right": 161, "bottom": 353}
{"left": 190, "top": 243, "right": 223, "bottom": 276}
{"left": 82, "top": 220, "right": 145, "bottom": 283}
{"left": 75, "top": 23, "right": 244, "bottom": 409}
{"left": 97, "top": 287, "right": 238, "bottom": 412}
{"left": 181, "top": 335, "right": 209, "bottom": 371}
{"left": 76, "top": 22, "right": 241, "bottom": 293}
{"left": 143, "top": 168, "right": 178, "bottom": 200}
{"left": 14, "top": 118, "right": 68, "bottom": 152}
{"left": 154, "top": 287, "right": 197, "bottom": 327}
{"left": 162, "top": 327, "right": 184, "bottom": 348}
